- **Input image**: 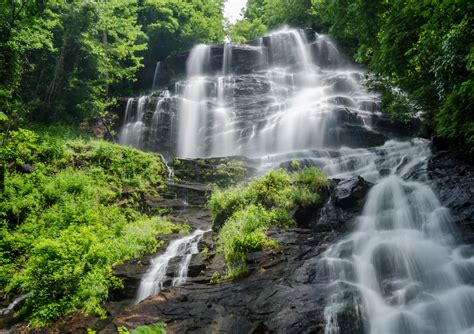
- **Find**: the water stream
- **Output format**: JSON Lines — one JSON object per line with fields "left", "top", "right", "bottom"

{"left": 135, "top": 229, "right": 206, "bottom": 303}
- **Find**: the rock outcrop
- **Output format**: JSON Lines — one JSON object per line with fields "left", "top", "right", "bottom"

{"left": 428, "top": 150, "right": 474, "bottom": 243}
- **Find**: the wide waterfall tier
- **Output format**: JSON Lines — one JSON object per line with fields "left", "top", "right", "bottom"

{"left": 118, "top": 28, "right": 421, "bottom": 159}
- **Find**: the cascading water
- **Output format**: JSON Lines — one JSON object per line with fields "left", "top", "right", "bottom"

{"left": 152, "top": 61, "right": 161, "bottom": 92}
{"left": 120, "top": 27, "right": 474, "bottom": 331}
{"left": 320, "top": 140, "right": 474, "bottom": 334}
{"left": 119, "top": 96, "right": 147, "bottom": 147}
{"left": 135, "top": 229, "right": 206, "bottom": 303}
{"left": 177, "top": 44, "right": 211, "bottom": 158}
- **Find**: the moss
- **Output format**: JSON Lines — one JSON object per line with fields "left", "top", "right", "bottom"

{"left": 172, "top": 157, "right": 248, "bottom": 187}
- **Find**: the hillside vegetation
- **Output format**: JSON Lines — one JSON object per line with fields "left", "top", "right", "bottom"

{"left": 0, "top": 126, "right": 183, "bottom": 326}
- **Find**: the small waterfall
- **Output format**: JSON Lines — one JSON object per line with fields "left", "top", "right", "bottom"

{"left": 209, "top": 42, "right": 236, "bottom": 157}
{"left": 135, "top": 229, "right": 206, "bottom": 303}
{"left": 223, "top": 43, "right": 232, "bottom": 75}
{"left": 119, "top": 96, "right": 147, "bottom": 147}
{"left": 150, "top": 90, "right": 170, "bottom": 143}
{"left": 177, "top": 44, "right": 211, "bottom": 158}
{"left": 0, "top": 293, "right": 31, "bottom": 317}
{"left": 152, "top": 61, "right": 161, "bottom": 91}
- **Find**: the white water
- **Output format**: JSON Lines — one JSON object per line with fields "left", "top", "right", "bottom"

{"left": 119, "top": 96, "right": 147, "bottom": 147}
{"left": 177, "top": 44, "right": 211, "bottom": 158}
{"left": 320, "top": 140, "right": 474, "bottom": 334}
{"left": 135, "top": 229, "right": 206, "bottom": 303}
{"left": 152, "top": 61, "right": 161, "bottom": 91}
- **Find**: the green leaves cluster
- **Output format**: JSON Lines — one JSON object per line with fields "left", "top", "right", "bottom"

{"left": 209, "top": 168, "right": 329, "bottom": 276}
{"left": 228, "top": 0, "right": 314, "bottom": 43}
{"left": 0, "top": 0, "right": 225, "bottom": 129}
{"left": 0, "top": 126, "right": 178, "bottom": 326}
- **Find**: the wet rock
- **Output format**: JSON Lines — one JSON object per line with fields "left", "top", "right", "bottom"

{"left": 294, "top": 187, "right": 330, "bottom": 229}
{"left": 334, "top": 176, "right": 371, "bottom": 210}
{"left": 369, "top": 113, "right": 425, "bottom": 139}
{"left": 325, "top": 282, "right": 367, "bottom": 334}
{"left": 187, "top": 254, "right": 207, "bottom": 277}
{"left": 111, "top": 227, "right": 342, "bottom": 334}
{"left": 172, "top": 156, "right": 251, "bottom": 187}
{"left": 428, "top": 151, "right": 474, "bottom": 243}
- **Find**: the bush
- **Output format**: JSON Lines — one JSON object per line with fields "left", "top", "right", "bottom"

{"left": 210, "top": 168, "right": 328, "bottom": 276}
{"left": 0, "top": 126, "right": 177, "bottom": 326}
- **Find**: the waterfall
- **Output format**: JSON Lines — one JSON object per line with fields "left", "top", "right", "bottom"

{"left": 118, "top": 28, "right": 374, "bottom": 157}
{"left": 119, "top": 29, "right": 474, "bottom": 330}
{"left": 177, "top": 44, "right": 211, "bottom": 158}
{"left": 318, "top": 140, "right": 474, "bottom": 334}
{"left": 223, "top": 43, "right": 232, "bottom": 76}
{"left": 135, "top": 229, "right": 206, "bottom": 303}
{"left": 119, "top": 96, "right": 147, "bottom": 147}
{"left": 152, "top": 61, "right": 161, "bottom": 91}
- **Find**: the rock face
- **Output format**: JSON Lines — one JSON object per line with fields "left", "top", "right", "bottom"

{"left": 113, "top": 228, "right": 341, "bottom": 334}
{"left": 333, "top": 176, "right": 371, "bottom": 210}
{"left": 158, "top": 44, "right": 265, "bottom": 86}
{"left": 428, "top": 150, "right": 474, "bottom": 243}
{"left": 116, "top": 28, "right": 424, "bottom": 157}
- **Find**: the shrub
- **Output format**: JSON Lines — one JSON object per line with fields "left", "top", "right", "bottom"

{"left": 0, "top": 126, "right": 176, "bottom": 326}
{"left": 210, "top": 167, "right": 328, "bottom": 276}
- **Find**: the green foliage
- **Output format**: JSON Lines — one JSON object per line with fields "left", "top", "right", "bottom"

{"left": 228, "top": 0, "right": 315, "bottom": 43}
{"left": 218, "top": 205, "right": 278, "bottom": 272}
{"left": 130, "top": 322, "right": 167, "bottom": 334}
{"left": 210, "top": 168, "right": 328, "bottom": 275}
{"left": 0, "top": 126, "right": 175, "bottom": 326}
{"left": 229, "top": 18, "right": 267, "bottom": 43}
{"left": 0, "top": 0, "right": 226, "bottom": 131}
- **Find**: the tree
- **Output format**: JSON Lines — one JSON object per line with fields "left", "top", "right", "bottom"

{"left": 229, "top": 18, "right": 267, "bottom": 43}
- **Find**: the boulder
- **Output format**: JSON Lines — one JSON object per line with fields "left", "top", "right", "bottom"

{"left": 334, "top": 176, "right": 371, "bottom": 210}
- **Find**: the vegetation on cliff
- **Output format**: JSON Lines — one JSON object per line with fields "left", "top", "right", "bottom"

{"left": 209, "top": 167, "right": 329, "bottom": 277}
{"left": 0, "top": 126, "right": 182, "bottom": 326}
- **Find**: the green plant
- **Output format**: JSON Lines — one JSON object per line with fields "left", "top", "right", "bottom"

{"left": 0, "top": 126, "right": 176, "bottom": 326}
{"left": 130, "top": 322, "right": 167, "bottom": 334}
{"left": 210, "top": 167, "right": 328, "bottom": 276}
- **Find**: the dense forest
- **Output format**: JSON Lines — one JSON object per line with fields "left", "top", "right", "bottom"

{"left": 0, "top": 0, "right": 473, "bottom": 332}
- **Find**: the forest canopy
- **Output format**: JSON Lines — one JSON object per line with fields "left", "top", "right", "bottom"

{"left": 0, "top": 0, "right": 224, "bottom": 126}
